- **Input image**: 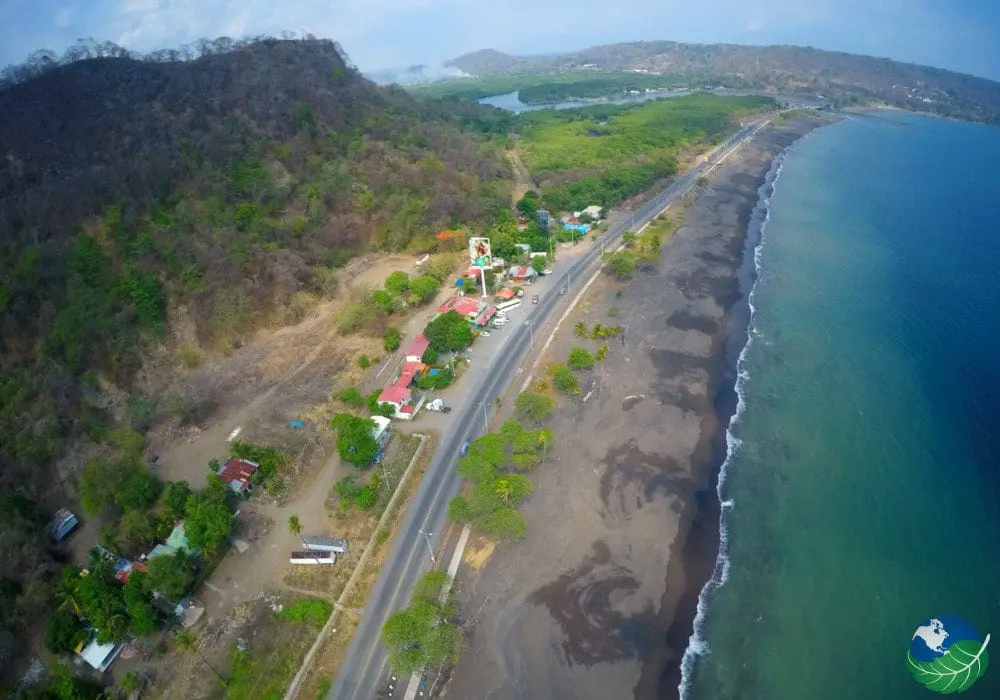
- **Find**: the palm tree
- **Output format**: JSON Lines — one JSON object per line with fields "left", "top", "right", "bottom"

{"left": 573, "top": 321, "right": 587, "bottom": 338}
{"left": 495, "top": 478, "right": 513, "bottom": 506}
{"left": 288, "top": 514, "right": 303, "bottom": 536}
{"left": 55, "top": 566, "right": 83, "bottom": 616}
{"left": 176, "top": 631, "right": 227, "bottom": 686}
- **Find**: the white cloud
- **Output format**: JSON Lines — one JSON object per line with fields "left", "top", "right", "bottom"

{"left": 54, "top": 5, "right": 75, "bottom": 29}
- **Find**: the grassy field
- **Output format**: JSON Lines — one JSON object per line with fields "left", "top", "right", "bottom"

{"left": 515, "top": 93, "right": 775, "bottom": 211}
{"left": 407, "top": 72, "right": 621, "bottom": 101}
{"left": 224, "top": 597, "right": 333, "bottom": 700}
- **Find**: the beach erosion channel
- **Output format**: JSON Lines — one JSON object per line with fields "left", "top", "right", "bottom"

{"left": 441, "top": 114, "right": 836, "bottom": 700}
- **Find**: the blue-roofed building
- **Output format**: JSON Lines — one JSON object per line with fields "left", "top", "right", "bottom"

{"left": 148, "top": 521, "right": 199, "bottom": 560}
{"left": 49, "top": 508, "right": 79, "bottom": 542}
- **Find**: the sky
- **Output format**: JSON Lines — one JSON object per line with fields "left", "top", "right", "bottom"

{"left": 1, "top": 0, "right": 999, "bottom": 81}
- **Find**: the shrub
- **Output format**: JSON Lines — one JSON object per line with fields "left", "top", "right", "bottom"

{"left": 421, "top": 347, "right": 439, "bottom": 364}
{"left": 279, "top": 598, "right": 332, "bottom": 629}
{"left": 551, "top": 364, "right": 581, "bottom": 394}
{"left": 568, "top": 347, "right": 595, "bottom": 370}
{"left": 371, "top": 289, "right": 394, "bottom": 314}
{"left": 358, "top": 354, "right": 371, "bottom": 369}
{"left": 384, "top": 327, "right": 402, "bottom": 352}
{"left": 596, "top": 343, "right": 609, "bottom": 363}
{"left": 384, "top": 271, "right": 410, "bottom": 295}
{"left": 603, "top": 250, "right": 635, "bottom": 280}
{"left": 447, "top": 496, "right": 473, "bottom": 523}
{"left": 339, "top": 387, "right": 364, "bottom": 407}
{"left": 354, "top": 485, "right": 377, "bottom": 510}
{"left": 514, "top": 391, "right": 556, "bottom": 422}
{"left": 175, "top": 343, "right": 202, "bottom": 369}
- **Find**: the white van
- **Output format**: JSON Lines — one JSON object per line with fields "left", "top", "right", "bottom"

{"left": 493, "top": 315, "right": 508, "bottom": 327}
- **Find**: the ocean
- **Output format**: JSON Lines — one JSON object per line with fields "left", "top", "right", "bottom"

{"left": 683, "top": 113, "right": 1000, "bottom": 699}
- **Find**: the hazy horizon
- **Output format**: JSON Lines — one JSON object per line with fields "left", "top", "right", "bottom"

{"left": 2, "top": 0, "right": 999, "bottom": 81}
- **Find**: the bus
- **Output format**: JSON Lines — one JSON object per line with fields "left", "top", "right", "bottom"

{"left": 496, "top": 299, "right": 522, "bottom": 314}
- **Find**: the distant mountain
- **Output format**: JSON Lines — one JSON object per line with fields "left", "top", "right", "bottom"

{"left": 446, "top": 41, "right": 1000, "bottom": 123}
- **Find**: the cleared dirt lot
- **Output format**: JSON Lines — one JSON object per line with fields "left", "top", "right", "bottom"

{"left": 442, "top": 119, "right": 829, "bottom": 700}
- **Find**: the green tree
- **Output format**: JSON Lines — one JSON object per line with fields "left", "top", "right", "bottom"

{"left": 339, "top": 387, "right": 364, "bottom": 407}
{"left": 573, "top": 321, "right": 588, "bottom": 338}
{"left": 288, "top": 515, "right": 303, "bottom": 535}
{"left": 530, "top": 255, "right": 547, "bottom": 274}
{"left": 114, "top": 463, "right": 162, "bottom": 511}
{"left": 516, "top": 191, "right": 540, "bottom": 219}
{"left": 120, "top": 672, "right": 142, "bottom": 694}
{"left": 183, "top": 481, "right": 233, "bottom": 554}
{"left": 383, "top": 327, "right": 402, "bottom": 352}
{"left": 596, "top": 343, "right": 609, "bottom": 362}
{"left": 423, "top": 310, "right": 472, "bottom": 351}
{"left": 421, "top": 346, "right": 439, "bottom": 364}
{"left": 54, "top": 566, "right": 84, "bottom": 617}
{"left": 44, "top": 610, "right": 86, "bottom": 654}
{"left": 568, "top": 346, "right": 595, "bottom": 370}
{"left": 331, "top": 413, "right": 379, "bottom": 466}
{"left": 119, "top": 509, "right": 157, "bottom": 545}
{"left": 621, "top": 231, "right": 637, "bottom": 247}
{"left": 145, "top": 551, "right": 195, "bottom": 600}
{"left": 408, "top": 275, "right": 439, "bottom": 304}
{"left": 371, "top": 289, "right": 394, "bottom": 314}
{"left": 354, "top": 485, "right": 377, "bottom": 510}
{"left": 77, "top": 559, "right": 127, "bottom": 643}
{"left": 358, "top": 354, "right": 371, "bottom": 369}
{"left": 384, "top": 271, "right": 410, "bottom": 295}
{"left": 79, "top": 459, "right": 116, "bottom": 515}
{"left": 479, "top": 507, "right": 528, "bottom": 541}
{"left": 552, "top": 365, "right": 581, "bottom": 394}
{"left": 123, "top": 572, "right": 157, "bottom": 636}
{"left": 603, "top": 250, "right": 636, "bottom": 279}
{"left": 159, "top": 480, "right": 193, "bottom": 519}
{"left": 514, "top": 391, "right": 556, "bottom": 422}
{"left": 447, "top": 496, "right": 473, "bottom": 523}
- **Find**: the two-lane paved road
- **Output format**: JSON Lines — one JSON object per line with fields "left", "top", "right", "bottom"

{"left": 327, "top": 118, "right": 769, "bottom": 700}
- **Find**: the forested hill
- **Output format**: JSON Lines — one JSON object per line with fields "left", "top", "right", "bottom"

{"left": 0, "top": 37, "right": 512, "bottom": 374}
{"left": 0, "top": 37, "right": 512, "bottom": 540}
{"left": 446, "top": 41, "right": 1000, "bottom": 124}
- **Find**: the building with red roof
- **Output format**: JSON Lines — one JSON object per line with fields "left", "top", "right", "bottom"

{"left": 436, "top": 296, "right": 497, "bottom": 328}
{"left": 219, "top": 458, "right": 259, "bottom": 495}
{"left": 404, "top": 335, "right": 430, "bottom": 363}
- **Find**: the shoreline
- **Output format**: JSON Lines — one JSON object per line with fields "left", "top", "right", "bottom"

{"left": 439, "top": 114, "right": 837, "bottom": 700}
{"left": 658, "top": 116, "right": 836, "bottom": 699}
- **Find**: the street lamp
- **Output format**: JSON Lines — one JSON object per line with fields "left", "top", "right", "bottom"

{"left": 417, "top": 530, "right": 436, "bottom": 563}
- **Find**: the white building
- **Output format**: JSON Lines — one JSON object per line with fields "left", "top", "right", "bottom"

{"left": 371, "top": 415, "right": 393, "bottom": 448}
{"left": 78, "top": 637, "right": 122, "bottom": 672}
{"left": 574, "top": 205, "right": 603, "bottom": 220}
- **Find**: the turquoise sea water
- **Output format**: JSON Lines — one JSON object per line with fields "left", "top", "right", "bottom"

{"left": 684, "top": 114, "right": 1000, "bottom": 699}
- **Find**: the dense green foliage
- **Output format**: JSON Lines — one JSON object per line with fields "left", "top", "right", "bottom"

{"left": 333, "top": 475, "right": 380, "bottom": 511}
{"left": 448, "top": 421, "right": 553, "bottom": 540}
{"left": 516, "top": 93, "right": 774, "bottom": 210}
{"left": 278, "top": 597, "right": 332, "bottom": 629}
{"left": 146, "top": 551, "right": 196, "bottom": 600}
{"left": 550, "top": 363, "right": 581, "bottom": 394}
{"left": 182, "top": 477, "right": 234, "bottom": 554}
{"left": 423, "top": 310, "right": 473, "bottom": 352}
{"left": 567, "top": 347, "right": 595, "bottom": 370}
{"left": 331, "top": 413, "right": 380, "bottom": 466}
{"left": 381, "top": 572, "right": 461, "bottom": 675}
{"left": 513, "top": 390, "right": 556, "bottom": 422}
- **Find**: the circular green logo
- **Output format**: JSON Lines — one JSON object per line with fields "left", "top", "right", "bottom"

{"left": 907, "top": 616, "right": 990, "bottom": 694}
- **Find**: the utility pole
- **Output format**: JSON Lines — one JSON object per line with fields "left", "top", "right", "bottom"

{"left": 418, "top": 530, "right": 436, "bottom": 563}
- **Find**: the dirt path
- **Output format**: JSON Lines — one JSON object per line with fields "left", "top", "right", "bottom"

{"left": 506, "top": 147, "right": 537, "bottom": 203}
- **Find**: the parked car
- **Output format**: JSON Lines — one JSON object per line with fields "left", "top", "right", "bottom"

{"left": 373, "top": 452, "right": 385, "bottom": 464}
{"left": 481, "top": 331, "right": 491, "bottom": 337}
{"left": 541, "top": 268, "right": 553, "bottom": 276}
{"left": 460, "top": 441, "right": 470, "bottom": 456}
{"left": 531, "top": 294, "right": 539, "bottom": 304}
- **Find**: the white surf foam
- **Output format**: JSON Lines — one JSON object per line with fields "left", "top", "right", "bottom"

{"left": 677, "top": 147, "right": 792, "bottom": 700}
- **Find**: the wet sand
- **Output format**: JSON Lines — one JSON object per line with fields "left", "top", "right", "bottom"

{"left": 443, "top": 116, "right": 834, "bottom": 700}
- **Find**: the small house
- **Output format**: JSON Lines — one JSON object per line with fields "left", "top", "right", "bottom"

{"left": 299, "top": 535, "right": 350, "bottom": 553}
{"left": 218, "top": 457, "right": 259, "bottom": 495}
{"left": 78, "top": 637, "right": 121, "bottom": 672}
{"left": 404, "top": 335, "right": 430, "bottom": 363}
{"left": 49, "top": 508, "right": 79, "bottom": 542}
{"left": 508, "top": 266, "right": 539, "bottom": 284}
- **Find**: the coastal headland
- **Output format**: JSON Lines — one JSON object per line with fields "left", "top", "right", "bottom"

{"left": 441, "top": 114, "right": 835, "bottom": 700}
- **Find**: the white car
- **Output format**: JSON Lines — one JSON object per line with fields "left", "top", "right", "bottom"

{"left": 541, "top": 268, "right": 553, "bottom": 276}
{"left": 481, "top": 331, "right": 491, "bottom": 337}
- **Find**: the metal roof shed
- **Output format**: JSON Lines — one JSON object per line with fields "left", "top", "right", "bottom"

{"left": 299, "top": 535, "right": 349, "bottom": 553}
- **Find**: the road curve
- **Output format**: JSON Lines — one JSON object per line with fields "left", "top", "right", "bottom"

{"left": 327, "top": 119, "right": 766, "bottom": 700}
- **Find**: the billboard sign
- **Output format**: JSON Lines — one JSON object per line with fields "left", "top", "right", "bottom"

{"left": 469, "top": 237, "right": 492, "bottom": 268}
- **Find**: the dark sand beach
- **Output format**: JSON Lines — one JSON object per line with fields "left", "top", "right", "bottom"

{"left": 441, "top": 115, "right": 833, "bottom": 700}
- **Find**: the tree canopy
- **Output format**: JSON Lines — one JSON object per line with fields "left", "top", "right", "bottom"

{"left": 331, "top": 413, "right": 379, "bottom": 466}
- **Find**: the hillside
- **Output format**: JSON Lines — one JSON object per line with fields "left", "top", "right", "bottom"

{"left": 0, "top": 37, "right": 514, "bottom": 675}
{"left": 444, "top": 41, "right": 1000, "bottom": 123}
